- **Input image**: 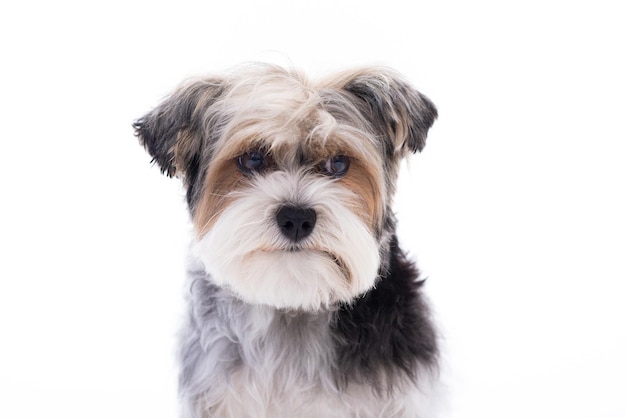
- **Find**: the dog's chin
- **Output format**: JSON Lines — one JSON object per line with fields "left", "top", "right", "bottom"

{"left": 194, "top": 245, "right": 380, "bottom": 311}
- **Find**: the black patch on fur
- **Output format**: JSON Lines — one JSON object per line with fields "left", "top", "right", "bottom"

{"left": 132, "top": 85, "right": 205, "bottom": 177}
{"left": 331, "top": 235, "right": 438, "bottom": 393}
{"left": 133, "top": 80, "right": 225, "bottom": 208}
{"left": 183, "top": 151, "right": 204, "bottom": 209}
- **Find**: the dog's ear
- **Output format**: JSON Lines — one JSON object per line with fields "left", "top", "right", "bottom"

{"left": 133, "top": 78, "right": 225, "bottom": 180}
{"left": 341, "top": 68, "right": 437, "bottom": 155}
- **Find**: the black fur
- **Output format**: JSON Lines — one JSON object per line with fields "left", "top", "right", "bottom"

{"left": 133, "top": 79, "right": 225, "bottom": 208}
{"left": 331, "top": 235, "right": 438, "bottom": 393}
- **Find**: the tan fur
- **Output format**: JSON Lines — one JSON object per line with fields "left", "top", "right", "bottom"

{"left": 194, "top": 158, "right": 246, "bottom": 235}
{"left": 339, "top": 160, "right": 383, "bottom": 231}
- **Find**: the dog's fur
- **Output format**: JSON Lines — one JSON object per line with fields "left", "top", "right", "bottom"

{"left": 134, "top": 64, "right": 439, "bottom": 417}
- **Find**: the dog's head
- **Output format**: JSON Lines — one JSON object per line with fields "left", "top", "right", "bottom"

{"left": 134, "top": 64, "right": 436, "bottom": 311}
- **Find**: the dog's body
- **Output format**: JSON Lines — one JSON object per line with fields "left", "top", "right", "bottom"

{"left": 134, "top": 64, "right": 439, "bottom": 417}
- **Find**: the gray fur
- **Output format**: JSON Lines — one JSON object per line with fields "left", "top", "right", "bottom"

{"left": 179, "top": 262, "right": 339, "bottom": 417}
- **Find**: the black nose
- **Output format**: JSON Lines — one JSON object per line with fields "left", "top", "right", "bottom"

{"left": 275, "top": 206, "right": 317, "bottom": 242}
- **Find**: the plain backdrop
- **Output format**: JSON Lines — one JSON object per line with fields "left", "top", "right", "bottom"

{"left": 1, "top": 1, "right": 625, "bottom": 417}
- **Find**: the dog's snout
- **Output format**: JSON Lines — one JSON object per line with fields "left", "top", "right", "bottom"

{"left": 276, "top": 206, "right": 317, "bottom": 242}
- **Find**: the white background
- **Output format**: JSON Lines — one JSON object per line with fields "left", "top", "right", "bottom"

{"left": 1, "top": 0, "right": 625, "bottom": 417}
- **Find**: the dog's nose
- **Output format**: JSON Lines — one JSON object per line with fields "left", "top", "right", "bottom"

{"left": 276, "top": 206, "right": 317, "bottom": 242}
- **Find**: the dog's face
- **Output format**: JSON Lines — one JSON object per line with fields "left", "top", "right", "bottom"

{"left": 134, "top": 65, "right": 436, "bottom": 311}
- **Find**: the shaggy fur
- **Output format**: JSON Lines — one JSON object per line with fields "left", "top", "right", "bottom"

{"left": 134, "top": 64, "right": 439, "bottom": 417}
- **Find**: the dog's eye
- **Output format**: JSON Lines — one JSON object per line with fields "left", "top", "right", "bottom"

{"left": 237, "top": 151, "right": 265, "bottom": 174}
{"left": 324, "top": 155, "right": 350, "bottom": 177}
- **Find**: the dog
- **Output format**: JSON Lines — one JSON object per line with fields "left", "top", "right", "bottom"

{"left": 134, "top": 64, "right": 439, "bottom": 417}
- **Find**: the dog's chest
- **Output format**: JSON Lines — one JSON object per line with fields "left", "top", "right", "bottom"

{"left": 192, "top": 303, "right": 422, "bottom": 417}
{"left": 199, "top": 304, "right": 342, "bottom": 416}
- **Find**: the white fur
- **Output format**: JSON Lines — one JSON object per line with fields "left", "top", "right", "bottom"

{"left": 193, "top": 169, "right": 380, "bottom": 311}
{"left": 195, "top": 377, "right": 430, "bottom": 418}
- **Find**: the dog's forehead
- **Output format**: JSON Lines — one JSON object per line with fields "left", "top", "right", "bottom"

{"left": 214, "top": 87, "right": 380, "bottom": 164}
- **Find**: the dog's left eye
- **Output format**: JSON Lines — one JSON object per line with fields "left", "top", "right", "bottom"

{"left": 237, "top": 151, "right": 265, "bottom": 173}
{"left": 324, "top": 155, "right": 350, "bottom": 177}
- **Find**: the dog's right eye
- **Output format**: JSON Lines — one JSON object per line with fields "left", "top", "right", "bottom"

{"left": 237, "top": 151, "right": 265, "bottom": 174}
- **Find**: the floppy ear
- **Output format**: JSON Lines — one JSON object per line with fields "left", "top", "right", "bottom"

{"left": 133, "top": 78, "right": 225, "bottom": 180}
{"left": 341, "top": 68, "right": 437, "bottom": 155}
